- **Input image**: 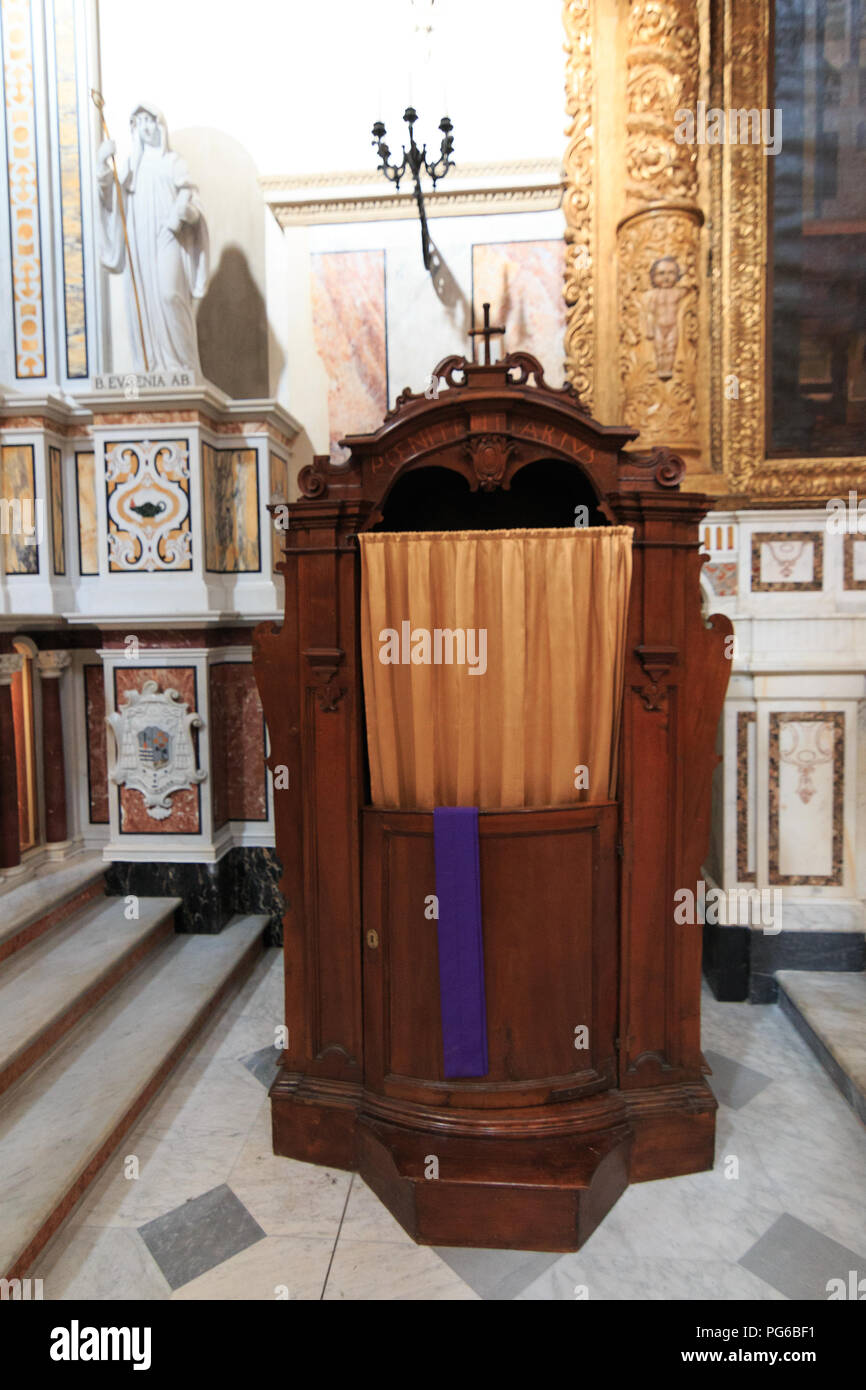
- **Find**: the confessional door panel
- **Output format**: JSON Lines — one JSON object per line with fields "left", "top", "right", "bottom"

{"left": 361, "top": 803, "right": 618, "bottom": 1109}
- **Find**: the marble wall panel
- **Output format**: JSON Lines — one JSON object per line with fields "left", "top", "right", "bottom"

{"left": 52, "top": 0, "right": 87, "bottom": 378}
{"left": 105, "top": 440, "right": 191, "bottom": 573}
{"left": 269, "top": 453, "right": 289, "bottom": 503}
{"left": 202, "top": 444, "right": 260, "bottom": 572}
{"left": 1, "top": 444, "right": 39, "bottom": 574}
{"left": 769, "top": 712, "right": 844, "bottom": 886}
{"left": 83, "top": 662, "right": 108, "bottom": 824}
{"left": 10, "top": 664, "right": 30, "bottom": 846}
{"left": 736, "top": 710, "right": 756, "bottom": 883}
{"left": 209, "top": 662, "right": 267, "bottom": 827}
{"left": 750, "top": 532, "right": 824, "bottom": 592}
{"left": 471, "top": 240, "right": 566, "bottom": 386}
{"left": 113, "top": 666, "right": 201, "bottom": 835}
{"left": 842, "top": 535, "right": 866, "bottom": 590}
{"left": 1, "top": 0, "right": 45, "bottom": 377}
{"left": 75, "top": 449, "right": 98, "bottom": 575}
{"left": 49, "top": 445, "right": 65, "bottom": 574}
{"left": 311, "top": 249, "right": 387, "bottom": 463}
{"left": 705, "top": 561, "right": 737, "bottom": 596}
{"left": 269, "top": 452, "right": 289, "bottom": 573}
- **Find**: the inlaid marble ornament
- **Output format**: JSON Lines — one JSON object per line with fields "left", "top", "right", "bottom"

{"left": 108, "top": 678, "right": 204, "bottom": 820}
{"left": 105, "top": 439, "right": 191, "bottom": 571}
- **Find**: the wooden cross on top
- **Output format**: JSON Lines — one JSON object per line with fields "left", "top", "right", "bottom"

{"left": 469, "top": 301, "right": 506, "bottom": 365}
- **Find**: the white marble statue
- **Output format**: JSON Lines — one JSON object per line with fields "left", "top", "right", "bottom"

{"left": 97, "top": 103, "right": 209, "bottom": 376}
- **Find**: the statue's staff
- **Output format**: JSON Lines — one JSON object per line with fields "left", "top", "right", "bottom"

{"left": 90, "top": 89, "right": 149, "bottom": 372}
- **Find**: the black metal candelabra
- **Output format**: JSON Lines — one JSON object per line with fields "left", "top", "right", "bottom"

{"left": 371, "top": 107, "right": 454, "bottom": 270}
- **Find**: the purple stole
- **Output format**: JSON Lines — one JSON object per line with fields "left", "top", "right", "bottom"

{"left": 432, "top": 807, "right": 489, "bottom": 1078}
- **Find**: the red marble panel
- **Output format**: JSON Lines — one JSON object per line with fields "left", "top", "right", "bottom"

{"left": 83, "top": 664, "right": 109, "bottom": 824}
{"left": 11, "top": 671, "right": 30, "bottom": 848}
{"left": 209, "top": 663, "right": 267, "bottom": 827}
{"left": 114, "top": 666, "right": 201, "bottom": 834}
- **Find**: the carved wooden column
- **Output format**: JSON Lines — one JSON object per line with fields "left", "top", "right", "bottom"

{"left": 615, "top": 0, "right": 708, "bottom": 477}
{"left": 0, "top": 654, "right": 23, "bottom": 871}
{"left": 611, "top": 475, "right": 732, "bottom": 1177}
{"left": 37, "top": 651, "right": 71, "bottom": 845}
{"left": 255, "top": 478, "right": 374, "bottom": 1167}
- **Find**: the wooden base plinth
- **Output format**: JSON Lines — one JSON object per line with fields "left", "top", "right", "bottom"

{"left": 625, "top": 1079, "right": 718, "bottom": 1183}
{"left": 356, "top": 1116, "right": 632, "bottom": 1251}
{"left": 270, "top": 1073, "right": 717, "bottom": 1251}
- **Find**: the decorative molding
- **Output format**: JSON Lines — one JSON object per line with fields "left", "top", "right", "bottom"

{"left": 563, "top": 0, "right": 595, "bottom": 408}
{"left": 617, "top": 206, "right": 702, "bottom": 451}
{"left": 52, "top": 0, "right": 88, "bottom": 379}
{"left": 622, "top": 446, "right": 687, "bottom": 489}
{"left": 624, "top": 0, "right": 699, "bottom": 207}
{"left": 262, "top": 158, "right": 564, "bottom": 226}
{"left": 736, "top": 710, "right": 756, "bottom": 883}
{"left": 298, "top": 461, "right": 328, "bottom": 499}
{"left": 780, "top": 719, "right": 834, "bottom": 806}
{"left": 36, "top": 650, "right": 71, "bottom": 679}
{"left": 465, "top": 434, "right": 515, "bottom": 492}
{"left": 104, "top": 439, "right": 192, "bottom": 572}
{"left": 0, "top": 653, "right": 24, "bottom": 684}
{"left": 1, "top": 0, "right": 46, "bottom": 377}
{"left": 633, "top": 643, "right": 677, "bottom": 713}
{"left": 261, "top": 157, "right": 562, "bottom": 193}
{"left": 107, "top": 679, "right": 205, "bottom": 821}
{"left": 304, "top": 648, "right": 346, "bottom": 714}
{"left": 719, "top": 0, "right": 769, "bottom": 496}
{"left": 617, "top": 0, "right": 702, "bottom": 458}
{"left": 768, "top": 712, "right": 844, "bottom": 887}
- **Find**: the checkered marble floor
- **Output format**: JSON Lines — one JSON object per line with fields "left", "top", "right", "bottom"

{"left": 35, "top": 950, "right": 865, "bottom": 1301}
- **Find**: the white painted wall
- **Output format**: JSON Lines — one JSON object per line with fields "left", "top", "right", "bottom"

{"left": 94, "top": 0, "right": 565, "bottom": 176}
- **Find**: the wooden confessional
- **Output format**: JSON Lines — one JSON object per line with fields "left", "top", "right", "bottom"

{"left": 253, "top": 349, "right": 732, "bottom": 1252}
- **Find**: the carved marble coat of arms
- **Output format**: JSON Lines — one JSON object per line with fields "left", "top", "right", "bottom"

{"left": 107, "top": 680, "right": 205, "bottom": 820}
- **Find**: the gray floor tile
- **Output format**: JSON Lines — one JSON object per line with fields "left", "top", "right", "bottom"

{"left": 241, "top": 1045, "right": 281, "bottom": 1089}
{"left": 705, "top": 1048, "right": 774, "bottom": 1109}
{"left": 433, "top": 1245, "right": 560, "bottom": 1300}
{"left": 739, "top": 1212, "right": 866, "bottom": 1301}
{"left": 138, "top": 1183, "right": 266, "bottom": 1291}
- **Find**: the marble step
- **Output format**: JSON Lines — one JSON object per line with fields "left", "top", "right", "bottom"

{"left": 0, "top": 895, "right": 180, "bottom": 1100}
{"left": 777, "top": 970, "right": 866, "bottom": 1124}
{"left": 0, "top": 854, "right": 106, "bottom": 965}
{"left": 0, "top": 914, "right": 267, "bottom": 1280}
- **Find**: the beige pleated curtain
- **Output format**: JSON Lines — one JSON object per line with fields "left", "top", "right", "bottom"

{"left": 359, "top": 526, "right": 633, "bottom": 810}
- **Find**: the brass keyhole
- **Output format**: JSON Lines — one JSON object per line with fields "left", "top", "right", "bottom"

{"left": 366, "top": 929, "right": 379, "bottom": 949}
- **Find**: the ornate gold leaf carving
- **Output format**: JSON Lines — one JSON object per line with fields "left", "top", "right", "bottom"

{"left": 625, "top": 0, "right": 699, "bottom": 207}
{"left": 618, "top": 207, "right": 701, "bottom": 449}
{"left": 563, "top": 0, "right": 595, "bottom": 409}
{"left": 720, "top": 0, "right": 768, "bottom": 495}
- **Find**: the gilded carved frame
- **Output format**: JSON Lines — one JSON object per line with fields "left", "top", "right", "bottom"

{"left": 564, "top": 0, "right": 866, "bottom": 503}
{"left": 563, "top": 0, "right": 595, "bottom": 411}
